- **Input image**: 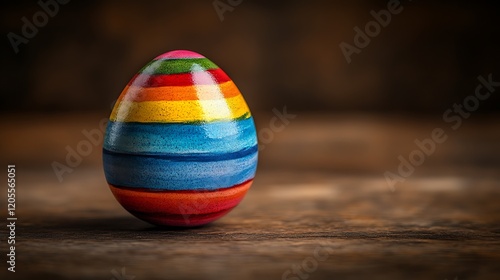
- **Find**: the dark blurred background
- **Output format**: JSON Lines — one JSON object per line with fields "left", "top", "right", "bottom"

{"left": 3, "top": 3, "right": 500, "bottom": 279}
{"left": 1, "top": 0, "right": 500, "bottom": 174}
{"left": 1, "top": 0, "right": 500, "bottom": 114}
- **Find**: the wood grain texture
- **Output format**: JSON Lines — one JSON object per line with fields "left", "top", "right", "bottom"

{"left": 1, "top": 114, "right": 499, "bottom": 279}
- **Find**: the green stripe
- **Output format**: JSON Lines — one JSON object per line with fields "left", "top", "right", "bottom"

{"left": 139, "top": 58, "right": 219, "bottom": 75}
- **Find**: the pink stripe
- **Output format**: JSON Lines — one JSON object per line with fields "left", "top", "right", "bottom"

{"left": 154, "top": 50, "right": 205, "bottom": 60}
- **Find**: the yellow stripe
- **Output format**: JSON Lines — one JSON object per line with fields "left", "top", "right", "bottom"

{"left": 110, "top": 94, "right": 251, "bottom": 123}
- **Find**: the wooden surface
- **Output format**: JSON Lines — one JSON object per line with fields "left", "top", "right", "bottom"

{"left": 1, "top": 113, "right": 500, "bottom": 280}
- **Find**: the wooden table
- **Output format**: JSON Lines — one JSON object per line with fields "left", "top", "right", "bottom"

{"left": 1, "top": 113, "right": 499, "bottom": 279}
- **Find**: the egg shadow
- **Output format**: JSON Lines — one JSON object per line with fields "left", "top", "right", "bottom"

{"left": 27, "top": 215, "right": 220, "bottom": 240}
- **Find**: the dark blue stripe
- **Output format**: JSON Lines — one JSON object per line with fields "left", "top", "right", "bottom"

{"left": 103, "top": 145, "right": 257, "bottom": 162}
{"left": 103, "top": 117, "right": 257, "bottom": 155}
{"left": 103, "top": 151, "right": 257, "bottom": 191}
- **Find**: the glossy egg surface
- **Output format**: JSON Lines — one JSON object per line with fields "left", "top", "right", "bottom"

{"left": 103, "top": 50, "right": 257, "bottom": 227}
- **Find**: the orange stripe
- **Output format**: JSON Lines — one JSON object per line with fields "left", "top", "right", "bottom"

{"left": 109, "top": 180, "right": 252, "bottom": 215}
{"left": 118, "top": 81, "right": 241, "bottom": 102}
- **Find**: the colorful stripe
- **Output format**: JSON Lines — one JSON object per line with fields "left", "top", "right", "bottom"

{"left": 104, "top": 117, "right": 257, "bottom": 155}
{"left": 103, "top": 149, "right": 257, "bottom": 191}
{"left": 110, "top": 95, "right": 250, "bottom": 123}
{"left": 103, "top": 50, "right": 257, "bottom": 226}
{"left": 120, "top": 80, "right": 239, "bottom": 102}
{"left": 128, "top": 69, "right": 231, "bottom": 87}
{"left": 139, "top": 58, "right": 217, "bottom": 75}
{"left": 154, "top": 50, "right": 205, "bottom": 60}
{"left": 109, "top": 180, "right": 252, "bottom": 226}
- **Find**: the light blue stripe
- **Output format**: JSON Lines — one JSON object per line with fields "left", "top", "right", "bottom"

{"left": 103, "top": 151, "right": 257, "bottom": 191}
{"left": 103, "top": 117, "right": 257, "bottom": 154}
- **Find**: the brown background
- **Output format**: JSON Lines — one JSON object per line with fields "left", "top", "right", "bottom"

{"left": 1, "top": 0, "right": 500, "bottom": 114}
{"left": 1, "top": 1, "right": 500, "bottom": 280}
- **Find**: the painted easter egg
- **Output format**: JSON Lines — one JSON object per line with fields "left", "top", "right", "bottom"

{"left": 103, "top": 50, "right": 257, "bottom": 227}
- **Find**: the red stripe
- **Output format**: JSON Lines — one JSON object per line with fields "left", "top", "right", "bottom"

{"left": 128, "top": 68, "right": 231, "bottom": 87}
{"left": 109, "top": 180, "right": 252, "bottom": 227}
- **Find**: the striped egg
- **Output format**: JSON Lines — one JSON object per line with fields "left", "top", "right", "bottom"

{"left": 103, "top": 50, "right": 258, "bottom": 227}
